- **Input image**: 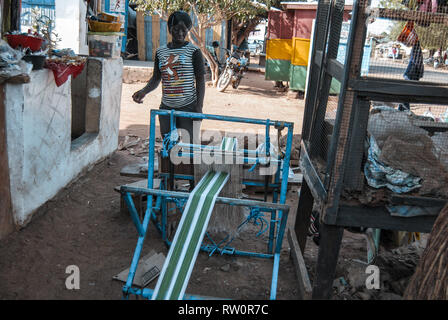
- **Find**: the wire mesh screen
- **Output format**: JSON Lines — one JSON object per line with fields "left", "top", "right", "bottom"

{"left": 305, "top": 0, "right": 344, "bottom": 175}
{"left": 315, "top": 0, "right": 332, "bottom": 52}
{"left": 363, "top": 1, "right": 448, "bottom": 84}
{"left": 301, "top": 0, "right": 333, "bottom": 145}
{"left": 355, "top": 101, "right": 448, "bottom": 202}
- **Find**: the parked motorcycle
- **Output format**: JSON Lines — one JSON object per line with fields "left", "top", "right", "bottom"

{"left": 216, "top": 48, "right": 249, "bottom": 92}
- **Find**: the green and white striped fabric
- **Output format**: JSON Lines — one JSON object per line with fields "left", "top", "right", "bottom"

{"left": 220, "top": 136, "right": 238, "bottom": 151}
{"left": 152, "top": 170, "right": 229, "bottom": 300}
{"left": 152, "top": 137, "right": 237, "bottom": 300}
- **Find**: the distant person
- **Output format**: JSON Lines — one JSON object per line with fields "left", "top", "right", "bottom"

{"left": 434, "top": 47, "right": 442, "bottom": 60}
{"left": 132, "top": 11, "right": 205, "bottom": 145}
{"left": 399, "top": 41, "right": 424, "bottom": 111}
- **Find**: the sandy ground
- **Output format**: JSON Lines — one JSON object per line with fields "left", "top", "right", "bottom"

{"left": 0, "top": 71, "right": 425, "bottom": 300}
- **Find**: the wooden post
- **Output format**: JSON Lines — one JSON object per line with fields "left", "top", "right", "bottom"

{"left": 312, "top": 223, "right": 344, "bottom": 299}
{"left": 0, "top": 84, "right": 15, "bottom": 239}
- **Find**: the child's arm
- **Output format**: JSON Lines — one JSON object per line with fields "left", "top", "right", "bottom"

{"left": 193, "top": 48, "right": 205, "bottom": 113}
{"left": 132, "top": 55, "right": 162, "bottom": 104}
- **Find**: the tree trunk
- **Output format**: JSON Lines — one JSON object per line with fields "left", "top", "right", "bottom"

{"left": 188, "top": 22, "right": 221, "bottom": 87}
{"left": 403, "top": 203, "right": 448, "bottom": 300}
{"left": 199, "top": 44, "right": 220, "bottom": 87}
{"left": 231, "top": 18, "right": 261, "bottom": 47}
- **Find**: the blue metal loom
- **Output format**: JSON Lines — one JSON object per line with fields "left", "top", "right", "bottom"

{"left": 120, "top": 109, "right": 294, "bottom": 300}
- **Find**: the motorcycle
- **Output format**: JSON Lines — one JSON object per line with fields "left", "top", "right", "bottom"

{"left": 205, "top": 41, "right": 226, "bottom": 78}
{"left": 216, "top": 48, "right": 249, "bottom": 92}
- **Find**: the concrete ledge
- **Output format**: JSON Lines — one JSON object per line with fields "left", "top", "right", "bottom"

{"left": 4, "top": 57, "right": 123, "bottom": 227}
{"left": 123, "top": 60, "right": 154, "bottom": 84}
{"left": 248, "top": 63, "right": 265, "bottom": 73}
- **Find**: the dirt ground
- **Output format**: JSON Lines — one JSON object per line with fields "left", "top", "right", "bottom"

{"left": 0, "top": 71, "right": 425, "bottom": 300}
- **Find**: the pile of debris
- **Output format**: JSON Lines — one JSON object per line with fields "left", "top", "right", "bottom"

{"left": 331, "top": 237, "right": 427, "bottom": 300}
{"left": 118, "top": 134, "right": 162, "bottom": 157}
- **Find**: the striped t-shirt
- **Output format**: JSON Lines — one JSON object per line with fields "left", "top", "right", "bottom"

{"left": 155, "top": 42, "right": 203, "bottom": 109}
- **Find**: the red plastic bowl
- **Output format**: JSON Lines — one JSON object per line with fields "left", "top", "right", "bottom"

{"left": 6, "top": 34, "right": 43, "bottom": 52}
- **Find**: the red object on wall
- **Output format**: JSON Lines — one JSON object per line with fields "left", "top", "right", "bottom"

{"left": 5, "top": 34, "right": 43, "bottom": 52}
{"left": 45, "top": 61, "right": 86, "bottom": 87}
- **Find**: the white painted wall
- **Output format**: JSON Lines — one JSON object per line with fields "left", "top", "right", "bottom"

{"left": 55, "top": 0, "right": 89, "bottom": 55}
{"left": 4, "top": 57, "right": 123, "bottom": 226}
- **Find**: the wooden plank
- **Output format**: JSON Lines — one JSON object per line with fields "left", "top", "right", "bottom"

{"left": 390, "top": 195, "right": 447, "bottom": 208}
{"left": 137, "top": 11, "right": 146, "bottom": 61}
{"left": 114, "top": 179, "right": 161, "bottom": 192}
{"left": 144, "top": 15, "right": 153, "bottom": 61}
{"left": 294, "top": 178, "right": 315, "bottom": 255}
{"left": 160, "top": 19, "right": 168, "bottom": 47}
{"left": 167, "top": 18, "right": 172, "bottom": 43}
{"left": 343, "top": 97, "right": 369, "bottom": 190}
{"left": 152, "top": 15, "right": 160, "bottom": 61}
{"left": 333, "top": 205, "right": 437, "bottom": 233}
{"left": 282, "top": 2, "right": 353, "bottom": 11}
{"left": 0, "top": 84, "right": 15, "bottom": 239}
{"left": 205, "top": 27, "right": 213, "bottom": 46}
{"left": 287, "top": 227, "right": 313, "bottom": 300}
{"left": 212, "top": 23, "right": 221, "bottom": 42}
{"left": 97, "top": 0, "right": 102, "bottom": 13}
{"left": 374, "top": 8, "right": 448, "bottom": 26}
{"left": 350, "top": 79, "right": 448, "bottom": 102}
{"left": 327, "top": 58, "right": 344, "bottom": 82}
{"left": 220, "top": 20, "right": 227, "bottom": 60}
{"left": 299, "top": 141, "right": 327, "bottom": 203}
{"left": 412, "top": 120, "right": 448, "bottom": 133}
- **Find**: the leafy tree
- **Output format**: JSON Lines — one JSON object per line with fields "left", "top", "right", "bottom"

{"left": 130, "top": 0, "right": 276, "bottom": 86}
{"left": 231, "top": 0, "right": 282, "bottom": 47}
